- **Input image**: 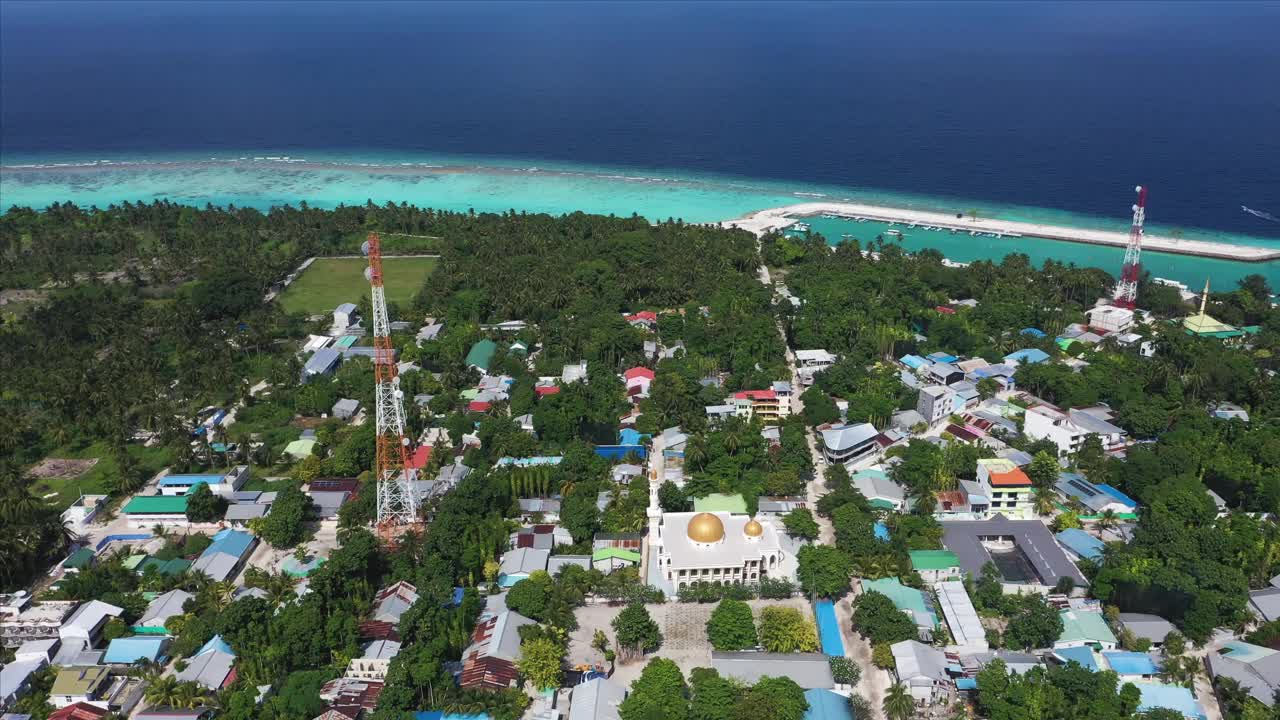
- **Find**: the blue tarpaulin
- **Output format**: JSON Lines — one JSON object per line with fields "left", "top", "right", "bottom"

{"left": 814, "top": 600, "right": 845, "bottom": 657}
{"left": 595, "top": 444, "right": 648, "bottom": 460}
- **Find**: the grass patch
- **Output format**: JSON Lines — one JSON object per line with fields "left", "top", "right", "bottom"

{"left": 278, "top": 257, "right": 436, "bottom": 316}
{"left": 29, "top": 442, "right": 175, "bottom": 510}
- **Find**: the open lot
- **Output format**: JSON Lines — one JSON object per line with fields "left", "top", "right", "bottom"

{"left": 28, "top": 442, "right": 175, "bottom": 510}
{"left": 568, "top": 597, "right": 813, "bottom": 687}
{"left": 277, "top": 256, "right": 436, "bottom": 315}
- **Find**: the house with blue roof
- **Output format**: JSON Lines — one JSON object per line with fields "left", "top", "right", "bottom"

{"left": 1053, "top": 645, "right": 1099, "bottom": 671}
{"left": 415, "top": 712, "right": 492, "bottom": 720}
{"left": 192, "top": 529, "right": 257, "bottom": 582}
{"left": 803, "top": 688, "right": 852, "bottom": 720}
{"left": 158, "top": 466, "right": 249, "bottom": 497}
{"left": 1020, "top": 328, "right": 1047, "bottom": 338}
{"left": 1056, "top": 473, "right": 1137, "bottom": 516}
{"left": 899, "top": 354, "right": 929, "bottom": 371}
{"left": 1055, "top": 529, "right": 1106, "bottom": 562}
{"left": 925, "top": 351, "right": 959, "bottom": 364}
{"left": 1004, "top": 348, "right": 1051, "bottom": 366}
{"left": 1134, "top": 682, "right": 1207, "bottom": 719}
{"left": 103, "top": 636, "right": 169, "bottom": 665}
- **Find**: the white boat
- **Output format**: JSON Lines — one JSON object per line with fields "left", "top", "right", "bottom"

{"left": 885, "top": 229, "right": 903, "bottom": 237}
{"left": 969, "top": 230, "right": 977, "bottom": 236}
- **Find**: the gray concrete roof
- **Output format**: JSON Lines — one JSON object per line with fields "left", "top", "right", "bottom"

{"left": 1207, "top": 649, "right": 1280, "bottom": 706}
{"left": 1117, "top": 613, "right": 1176, "bottom": 643}
{"left": 712, "top": 652, "right": 834, "bottom": 689}
{"left": 1250, "top": 587, "right": 1280, "bottom": 622}
{"left": 569, "top": 676, "right": 626, "bottom": 720}
{"left": 941, "top": 515, "right": 1087, "bottom": 587}
{"left": 138, "top": 590, "right": 193, "bottom": 627}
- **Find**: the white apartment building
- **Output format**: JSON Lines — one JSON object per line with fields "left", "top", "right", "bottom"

{"left": 1024, "top": 405, "right": 1126, "bottom": 457}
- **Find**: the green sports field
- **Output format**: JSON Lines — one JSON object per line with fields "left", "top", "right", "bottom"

{"left": 278, "top": 256, "right": 436, "bottom": 315}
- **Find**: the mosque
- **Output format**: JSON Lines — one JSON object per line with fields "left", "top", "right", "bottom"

{"left": 650, "top": 510, "right": 794, "bottom": 590}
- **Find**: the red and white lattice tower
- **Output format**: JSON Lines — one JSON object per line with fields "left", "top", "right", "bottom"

{"left": 1113, "top": 185, "right": 1148, "bottom": 309}
{"left": 363, "top": 232, "right": 418, "bottom": 528}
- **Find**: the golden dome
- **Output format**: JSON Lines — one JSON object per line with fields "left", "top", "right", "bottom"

{"left": 744, "top": 518, "right": 764, "bottom": 537}
{"left": 687, "top": 512, "right": 725, "bottom": 543}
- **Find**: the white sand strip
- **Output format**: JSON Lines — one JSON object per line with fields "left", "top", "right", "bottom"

{"left": 721, "top": 202, "right": 1280, "bottom": 262}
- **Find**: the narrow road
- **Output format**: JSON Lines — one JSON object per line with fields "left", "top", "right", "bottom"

{"left": 759, "top": 258, "right": 889, "bottom": 717}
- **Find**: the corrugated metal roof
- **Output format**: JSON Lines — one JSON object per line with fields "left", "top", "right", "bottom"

{"left": 123, "top": 495, "right": 189, "bottom": 514}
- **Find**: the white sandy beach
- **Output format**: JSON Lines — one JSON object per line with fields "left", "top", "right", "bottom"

{"left": 721, "top": 202, "right": 1280, "bottom": 262}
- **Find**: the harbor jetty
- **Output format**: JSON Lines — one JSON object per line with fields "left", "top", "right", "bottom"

{"left": 721, "top": 202, "right": 1280, "bottom": 262}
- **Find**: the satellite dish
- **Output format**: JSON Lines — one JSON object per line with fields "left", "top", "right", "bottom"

{"left": 401, "top": 437, "right": 411, "bottom": 446}
{"left": 364, "top": 267, "right": 373, "bottom": 282}
{"left": 361, "top": 240, "right": 370, "bottom": 256}
{"left": 394, "top": 389, "right": 404, "bottom": 400}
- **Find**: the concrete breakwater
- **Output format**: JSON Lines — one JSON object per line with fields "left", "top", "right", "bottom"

{"left": 722, "top": 202, "right": 1280, "bottom": 262}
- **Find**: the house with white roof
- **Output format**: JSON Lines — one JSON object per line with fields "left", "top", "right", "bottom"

{"left": 345, "top": 639, "right": 401, "bottom": 681}
{"left": 891, "top": 640, "right": 952, "bottom": 704}
{"left": 1025, "top": 405, "right": 1126, "bottom": 457}
{"left": 1086, "top": 304, "right": 1135, "bottom": 334}
{"left": 58, "top": 601, "right": 122, "bottom": 648}
{"left": 820, "top": 423, "right": 880, "bottom": 465}
{"left": 333, "top": 303, "right": 358, "bottom": 330}
{"left": 135, "top": 590, "right": 192, "bottom": 631}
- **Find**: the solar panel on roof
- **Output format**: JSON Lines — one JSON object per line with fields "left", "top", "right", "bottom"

{"left": 1066, "top": 478, "right": 1101, "bottom": 497}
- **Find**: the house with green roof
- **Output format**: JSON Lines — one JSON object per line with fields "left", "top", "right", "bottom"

{"left": 861, "top": 577, "right": 939, "bottom": 639}
{"left": 61, "top": 547, "right": 96, "bottom": 573}
{"left": 692, "top": 493, "right": 749, "bottom": 514}
{"left": 466, "top": 339, "right": 498, "bottom": 372}
{"left": 592, "top": 547, "right": 641, "bottom": 573}
{"left": 49, "top": 665, "right": 111, "bottom": 707}
{"left": 909, "top": 550, "right": 961, "bottom": 583}
{"left": 283, "top": 438, "right": 317, "bottom": 461}
{"left": 1054, "top": 609, "right": 1118, "bottom": 651}
{"left": 122, "top": 494, "right": 190, "bottom": 528}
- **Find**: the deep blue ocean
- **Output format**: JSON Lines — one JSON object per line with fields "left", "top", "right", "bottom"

{"left": 3, "top": 0, "right": 1280, "bottom": 238}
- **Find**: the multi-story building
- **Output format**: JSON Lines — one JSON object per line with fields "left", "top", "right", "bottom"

{"left": 976, "top": 458, "right": 1034, "bottom": 519}
{"left": 820, "top": 423, "right": 880, "bottom": 465}
{"left": 1086, "top": 304, "right": 1135, "bottom": 334}
{"left": 732, "top": 389, "right": 790, "bottom": 422}
{"left": 916, "top": 386, "right": 954, "bottom": 427}
{"left": 1024, "top": 405, "right": 1126, "bottom": 457}
{"left": 1, "top": 595, "right": 77, "bottom": 648}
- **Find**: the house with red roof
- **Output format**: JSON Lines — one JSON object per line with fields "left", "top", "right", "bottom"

{"left": 468, "top": 401, "right": 493, "bottom": 413}
{"left": 534, "top": 384, "right": 561, "bottom": 398}
{"left": 405, "top": 445, "right": 433, "bottom": 471}
{"left": 732, "top": 389, "right": 790, "bottom": 422}
{"left": 623, "top": 367, "right": 655, "bottom": 398}
{"left": 976, "top": 458, "right": 1034, "bottom": 519}
{"left": 624, "top": 311, "right": 658, "bottom": 329}
{"left": 47, "top": 704, "right": 109, "bottom": 720}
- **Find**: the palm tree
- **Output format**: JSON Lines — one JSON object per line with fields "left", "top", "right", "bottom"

{"left": 1096, "top": 509, "right": 1119, "bottom": 535}
{"left": 883, "top": 683, "right": 915, "bottom": 720}
{"left": 144, "top": 676, "right": 181, "bottom": 707}
{"left": 1033, "top": 486, "right": 1056, "bottom": 516}
{"left": 173, "top": 681, "right": 212, "bottom": 708}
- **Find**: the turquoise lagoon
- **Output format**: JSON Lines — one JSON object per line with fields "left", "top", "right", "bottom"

{"left": 2, "top": 149, "right": 1277, "bottom": 288}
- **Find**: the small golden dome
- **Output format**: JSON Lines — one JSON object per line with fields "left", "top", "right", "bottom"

{"left": 687, "top": 512, "right": 725, "bottom": 543}
{"left": 744, "top": 518, "right": 764, "bottom": 537}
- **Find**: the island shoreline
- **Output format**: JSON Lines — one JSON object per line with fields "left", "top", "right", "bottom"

{"left": 721, "top": 202, "right": 1280, "bottom": 262}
